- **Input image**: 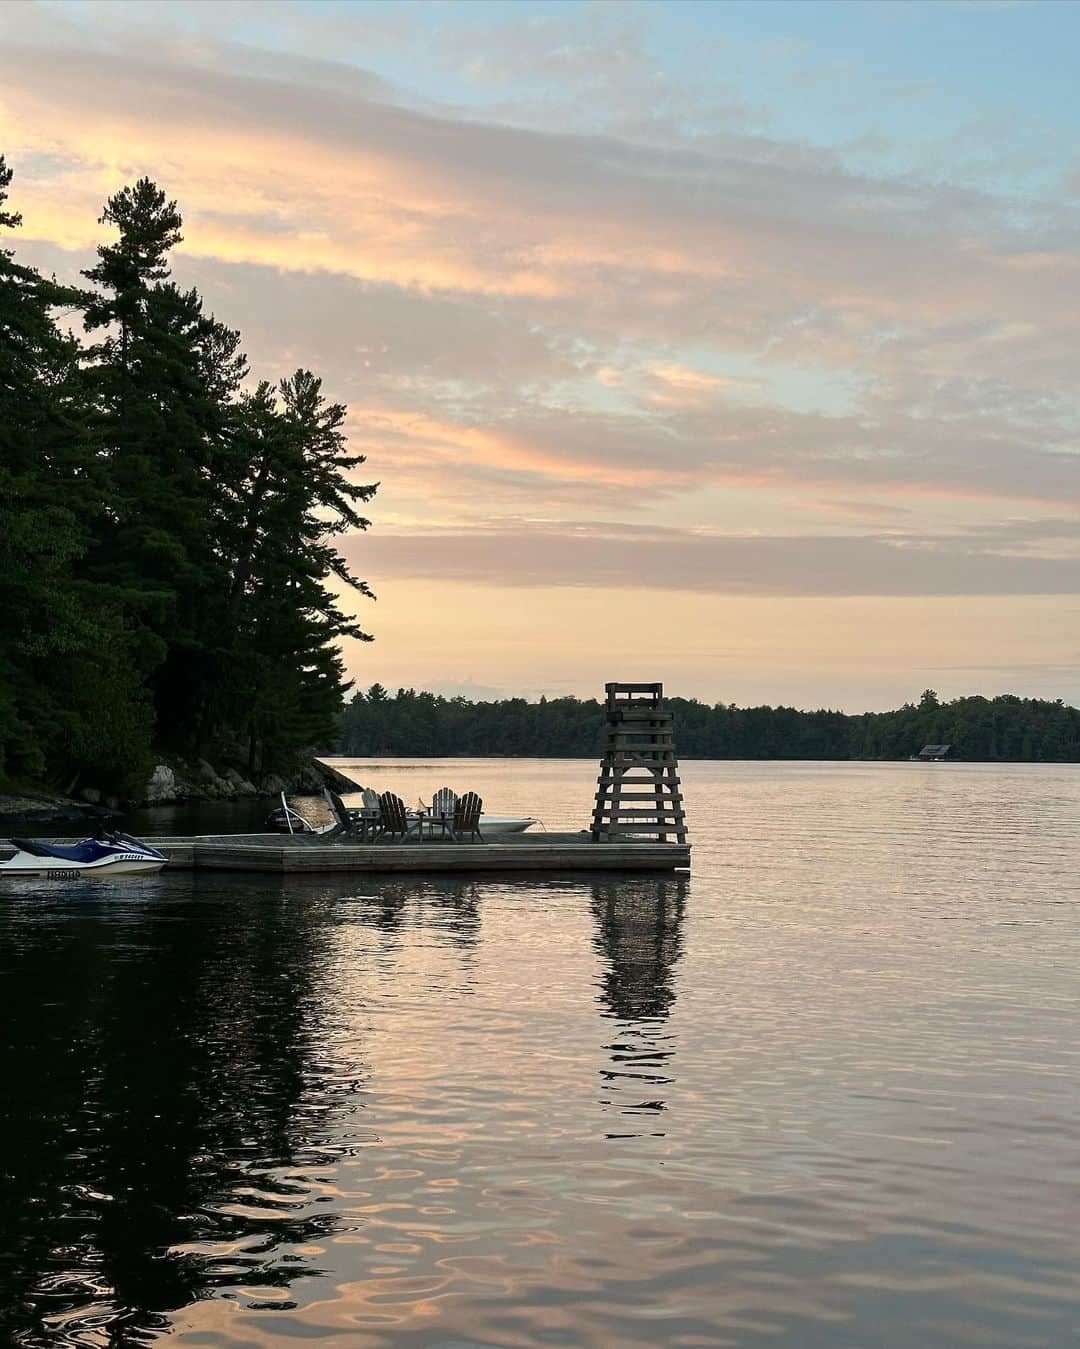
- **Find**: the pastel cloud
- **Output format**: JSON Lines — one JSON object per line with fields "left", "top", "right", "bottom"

{"left": 6, "top": 22, "right": 1080, "bottom": 346}
{"left": 350, "top": 519, "right": 1080, "bottom": 598}
{"left": 339, "top": 392, "right": 1078, "bottom": 513}
{"left": 1, "top": 0, "right": 1077, "bottom": 705}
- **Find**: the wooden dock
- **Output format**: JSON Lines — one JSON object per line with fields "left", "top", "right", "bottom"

{"left": 105, "top": 832, "right": 691, "bottom": 874}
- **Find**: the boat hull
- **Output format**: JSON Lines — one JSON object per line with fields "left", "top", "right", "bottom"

{"left": 0, "top": 853, "right": 167, "bottom": 878}
{"left": 479, "top": 817, "right": 537, "bottom": 834}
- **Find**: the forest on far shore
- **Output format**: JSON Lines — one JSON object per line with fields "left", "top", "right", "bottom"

{"left": 339, "top": 686, "right": 1080, "bottom": 762}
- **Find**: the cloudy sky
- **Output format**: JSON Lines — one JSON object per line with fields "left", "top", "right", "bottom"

{"left": 3, "top": 0, "right": 1078, "bottom": 709}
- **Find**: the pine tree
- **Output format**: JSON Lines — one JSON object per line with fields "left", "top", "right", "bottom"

{"left": 0, "top": 157, "right": 154, "bottom": 785}
{"left": 81, "top": 179, "right": 247, "bottom": 751}
{"left": 215, "top": 372, "right": 377, "bottom": 771}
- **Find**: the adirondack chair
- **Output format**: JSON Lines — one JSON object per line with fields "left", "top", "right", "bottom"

{"left": 454, "top": 791, "right": 484, "bottom": 842}
{"left": 376, "top": 791, "right": 412, "bottom": 841}
{"left": 421, "top": 786, "right": 458, "bottom": 841}
{"left": 353, "top": 787, "right": 380, "bottom": 840}
{"left": 322, "top": 788, "right": 361, "bottom": 837}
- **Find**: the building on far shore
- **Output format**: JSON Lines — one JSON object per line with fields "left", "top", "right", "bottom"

{"left": 913, "top": 744, "right": 951, "bottom": 761}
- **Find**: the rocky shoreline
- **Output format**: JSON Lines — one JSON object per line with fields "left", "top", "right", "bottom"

{"left": 0, "top": 758, "right": 332, "bottom": 831}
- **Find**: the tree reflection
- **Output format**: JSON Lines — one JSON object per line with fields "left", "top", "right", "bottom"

{"left": 0, "top": 872, "right": 492, "bottom": 1344}
{"left": 589, "top": 877, "right": 688, "bottom": 1136}
{"left": 0, "top": 880, "right": 360, "bottom": 1344}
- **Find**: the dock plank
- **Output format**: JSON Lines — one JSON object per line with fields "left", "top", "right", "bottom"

{"left": 143, "top": 832, "right": 691, "bottom": 874}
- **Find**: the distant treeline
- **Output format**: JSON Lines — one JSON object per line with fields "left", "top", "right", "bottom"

{"left": 1, "top": 158, "right": 374, "bottom": 789}
{"left": 340, "top": 685, "right": 1080, "bottom": 762}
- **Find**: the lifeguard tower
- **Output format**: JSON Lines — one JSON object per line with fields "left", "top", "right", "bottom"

{"left": 591, "top": 682, "right": 687, "bottom": 844}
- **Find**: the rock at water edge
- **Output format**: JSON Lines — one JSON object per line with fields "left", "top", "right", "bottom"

{"left": 145, "top": 764, "right": 178, "bottom": 804}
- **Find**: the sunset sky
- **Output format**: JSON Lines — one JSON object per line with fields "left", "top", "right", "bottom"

{"left": 3, "top": 0, "right": 1078, "bottom": 710}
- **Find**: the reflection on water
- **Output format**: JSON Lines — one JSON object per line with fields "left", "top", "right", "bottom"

{"left": 0, "top": 887, "right": 347, "bottom": 1343}
{"left": 592, "top": 879, "right": 686, "bottom": 1135}
{"left": 3, "top": 760, "right": 1080, "bottom": 1347}
{"left": 0, "top": 874, "right": 679, "bottom": 1345}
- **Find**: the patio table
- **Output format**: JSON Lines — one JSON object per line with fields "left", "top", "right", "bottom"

{"left": 412, "top": 807, "right": 457, "bottom": 842}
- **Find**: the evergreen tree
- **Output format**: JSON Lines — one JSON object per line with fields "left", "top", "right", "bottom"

{"left": 209, "top": 372, "right": 376, "bottom": 772}
{"left": 0, "top": 157, "right": 154, "bottom": 785}
{"left": 81, "top": 179, "right": 248, "bottom": 751}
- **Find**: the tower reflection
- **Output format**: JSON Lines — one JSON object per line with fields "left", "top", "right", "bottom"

{"left": 589, "top": 876, "right": 688, "bottom": 1136}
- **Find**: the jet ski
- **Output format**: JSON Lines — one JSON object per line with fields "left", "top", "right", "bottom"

{"left": 0, "top": 831, "right": 167, "bottom": 878}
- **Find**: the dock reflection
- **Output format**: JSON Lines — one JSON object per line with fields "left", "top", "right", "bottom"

{"left": 590, "top": 877, "right": 688, "bottom": 1136}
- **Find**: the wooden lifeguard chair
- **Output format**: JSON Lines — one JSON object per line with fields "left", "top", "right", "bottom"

{"left": 591, "top": 682, "right": 687, "bottom": 844}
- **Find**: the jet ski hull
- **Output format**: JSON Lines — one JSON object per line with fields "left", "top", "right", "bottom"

{"left": 0, "top": 854, "right": 167, "bottom": 877}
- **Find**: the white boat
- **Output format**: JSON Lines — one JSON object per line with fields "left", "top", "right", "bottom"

{"left": 0, "top": 831, "right": 167, "bottom": 878}
{"left": 478, "top": 816, "right": 537, "bottom": 834}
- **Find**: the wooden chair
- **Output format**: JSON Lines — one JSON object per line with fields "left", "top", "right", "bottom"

{"left": 422, "top": 786, "right": 458, "bottom": 841}
{"left": 453, "top": 791, "right": 484, "bottom": 842}
{"left": 356, "top": 787, "right": 381, "bottom": 839}
{"left": 326, "top": 787, "right": 386, "bottom": 841}
{"left": 322, "top": 788, "right": 358, "bottom": 837}
{"left": 376, "top": 791, "right": 412, "bottom": 841}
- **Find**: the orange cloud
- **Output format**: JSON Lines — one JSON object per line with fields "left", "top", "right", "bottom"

{"left": 349, "top": 406, "right": 682, "bottom": 488}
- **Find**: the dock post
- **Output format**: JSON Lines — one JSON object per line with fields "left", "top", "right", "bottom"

{"left": 591, "top": 683, "right": 687, "bottom": 844}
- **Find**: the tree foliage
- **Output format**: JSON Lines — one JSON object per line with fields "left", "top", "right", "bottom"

{"left": 0, "top": 161, "right": 375, "bottom": 788}
{"left": 340, "top": 686, "right": 1080, "bottom": 762}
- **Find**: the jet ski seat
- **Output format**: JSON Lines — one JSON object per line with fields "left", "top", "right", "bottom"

{"left": 9, "top": 838, "right": 111, "bottom": 862}
{"left": 10, "top": 838, "right": 56, "bottom": 857}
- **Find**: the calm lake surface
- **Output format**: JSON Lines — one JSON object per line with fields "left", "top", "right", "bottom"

{"left": 2, "top": 759, "right": 1079, "bottom": 1347}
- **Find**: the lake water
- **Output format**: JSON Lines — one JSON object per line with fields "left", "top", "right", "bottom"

{"left": 2, "top": 759, "right": 1079, "bottom": 1347}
